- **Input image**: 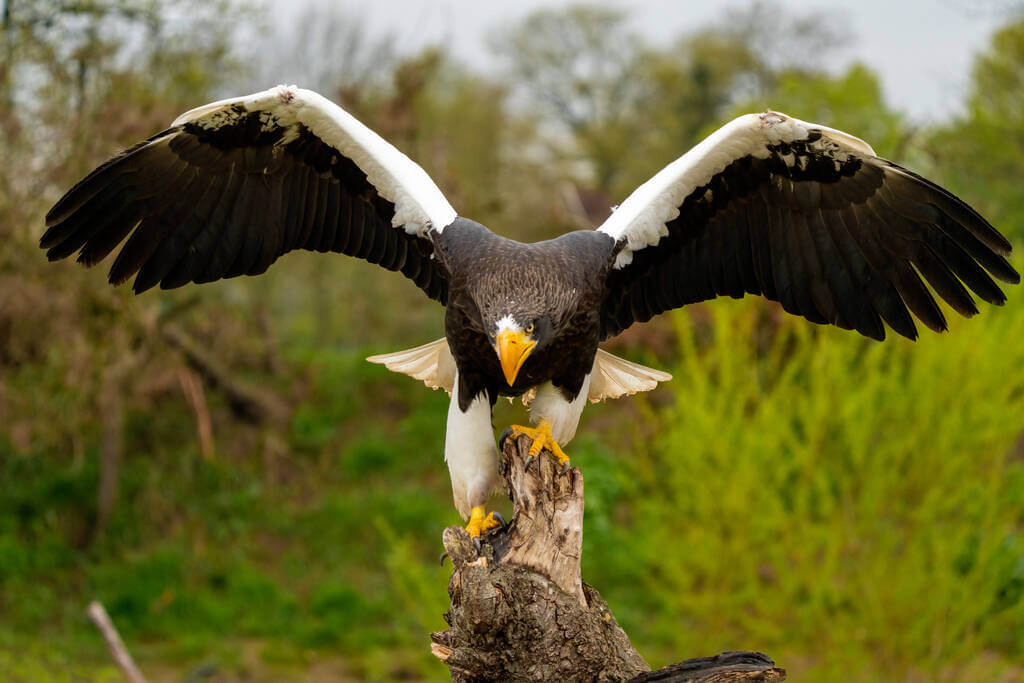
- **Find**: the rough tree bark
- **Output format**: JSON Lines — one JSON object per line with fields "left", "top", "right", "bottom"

{"left": 431, "top": 433, "right": 787, "bottom": 682}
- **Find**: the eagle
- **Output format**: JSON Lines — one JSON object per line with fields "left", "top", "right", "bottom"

{"left": 42, "top": 85, "right": 1019, "bottom": 538}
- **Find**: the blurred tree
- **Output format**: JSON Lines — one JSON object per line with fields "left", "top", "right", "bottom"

{"left": 0, "top": 0, "right": 253, "bottom": 543}
{"left": 492, "top": 5, "right": 645, "bottom": 195}
{"left": 731, "top": 64, "right": 908, "bottom": 158}
{"left": 2, "top": 0, "right": 249, "bottom": 244}
{"left": 495, "top": 2, "right": 857, "bottom": 202}
{"left": 248, "top": 2, "right": 395, "bottom": 105}
{"left": 926, "top": 14, "right": 1024, "bottom": 240}
{"left": 620, "top": 2, "right": 859, "bottom": 195}
{"left": 713, "top": 1, "right": 851, "bottom": 95}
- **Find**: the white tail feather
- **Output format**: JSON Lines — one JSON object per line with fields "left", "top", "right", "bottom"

{"left": 368, "top": 339, "right": 670, "bottom": 403}
{"left": 587, "top": 348, "right": 672, "bottom": 402}
{"left": 366, "top": 338, "right": 456, "bottom": 395}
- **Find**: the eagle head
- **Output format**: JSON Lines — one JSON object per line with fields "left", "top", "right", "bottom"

{"left": 487, "top": 313, "right": 554, "bottom": 386}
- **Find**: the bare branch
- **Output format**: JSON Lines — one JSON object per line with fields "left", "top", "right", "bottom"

{"left": 86, "top": 601, "right": 147, "bottom": 683}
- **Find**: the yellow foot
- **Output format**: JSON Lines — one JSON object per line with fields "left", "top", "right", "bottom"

{"left": 465, "top": 505, "right": 502, "bottom": 538}
{"left": 511, "top": 419, "right": 570, "bottom": 469}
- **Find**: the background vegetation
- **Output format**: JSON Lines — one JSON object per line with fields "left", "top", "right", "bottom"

{"left": 2, "top": 2, "right": 1024, "bottom": 680}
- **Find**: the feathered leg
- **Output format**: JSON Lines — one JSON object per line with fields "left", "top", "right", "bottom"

{"left": 445, "top": 372, "right": 501, "bottom": 537}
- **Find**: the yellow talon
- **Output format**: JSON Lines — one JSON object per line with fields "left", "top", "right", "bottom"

{"left": 511, "top": 419, "right": 570, "bottom": 467}
{"left": 465, "top": 505, "right": 501, "bottom": 538}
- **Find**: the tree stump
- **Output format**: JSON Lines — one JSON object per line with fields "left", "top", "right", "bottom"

{"left": 431, "top": 434, "right": 787, "bottom": 682}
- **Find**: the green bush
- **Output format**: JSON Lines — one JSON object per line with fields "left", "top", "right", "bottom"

{"left": 585, "top": 297, "right": 1024, "bottom": 681}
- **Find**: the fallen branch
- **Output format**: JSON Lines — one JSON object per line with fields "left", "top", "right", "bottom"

{"left": 432, "top": 433, "right": 786, "bottom": 682}
{"left": 87, "top": 600, "right": 147, "bottom": 683}
{"left": 632, "top": 651, "right": 785, "bottom": 682}
{"left": 159, "top": 322, "right": 289, "bottom": 427}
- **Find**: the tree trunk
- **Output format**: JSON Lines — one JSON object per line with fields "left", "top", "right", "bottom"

{"left": 431, "top": 433, "right": 786, "bottom": 682}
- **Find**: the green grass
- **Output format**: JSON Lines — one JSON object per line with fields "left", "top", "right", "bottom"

{"left": 2, "top": 294, "right": 1023, "bottom": 680}
{"left": 0, "top": 345, "right": 456, "bottom": 680}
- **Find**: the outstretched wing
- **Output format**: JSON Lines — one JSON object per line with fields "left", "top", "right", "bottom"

{"left": 42, "top": 85, "right": 457, "bottom": 302}
{"left": 598, "top": 111, "right": 1019, "bottom": 341}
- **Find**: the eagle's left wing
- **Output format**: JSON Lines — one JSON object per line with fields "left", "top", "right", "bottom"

{"left": 597, "top": 112, "right": 1019, "bottom": 341}
{"left": 41, "top": 85, "right": 457, "bottom": 301}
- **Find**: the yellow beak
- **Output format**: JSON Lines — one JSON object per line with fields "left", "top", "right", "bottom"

{"left": 495, "top": 329, "right": 535, "bottom": 386}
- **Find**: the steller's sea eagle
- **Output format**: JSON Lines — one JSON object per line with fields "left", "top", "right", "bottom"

{"left": 42, "top": 86, "right": 1019, "bottom": 537}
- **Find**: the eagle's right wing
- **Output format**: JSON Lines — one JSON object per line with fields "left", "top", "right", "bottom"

{"left": 42, "top": 85, "right": 457, "bottom": 302}
{"left": 597, "top": 111, "right": 1018, "bottom": 341}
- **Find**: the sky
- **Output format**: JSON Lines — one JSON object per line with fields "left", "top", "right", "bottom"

{"left": 269, "top": 0, "right": 1019, "bottom": 123}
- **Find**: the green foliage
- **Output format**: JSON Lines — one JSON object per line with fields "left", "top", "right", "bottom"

{"left": 735, "top": 64, "right": 907, "bottom": 158}
{"left": 492, "top": 5, "right": 645, "bottom": 195}
{"left": 586, "top": 295, "right": 1024, "bottom": 681}
{"left": 2, "top": 2, "right": 1024, "bottom": 681}
{"left": 926, "top": 16, "right": 1024, "bottom": 242}
{"left": 0, "top": 355, "right": 455, "bottom": 679}
{"left": 8, "top": 297, "right": 1022, "bottom": 681}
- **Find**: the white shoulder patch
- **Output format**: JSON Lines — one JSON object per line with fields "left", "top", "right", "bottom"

{"left": 597, "top": 111, "right": 875, "bottom": 268}
{"left": 172, "top": 85, "right": 458, "bottom": 236}
{"left": 366, "top": 337, "right": 457, "bottom": 394}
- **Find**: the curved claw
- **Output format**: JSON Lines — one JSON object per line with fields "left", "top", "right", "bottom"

{"left": 439, "top": 551, "right": 449, "bottom": 566}
{"left": 498, "top": 426, "right": 514, "bottom": 451}
{"left": 561, "top": 460, "right": 571, "bottom": 475}
{"left": 523, "top": 454, "right": 534, "bottom": 471}
{"left": 492, "top": 511, "right": 506, "bottom": 528}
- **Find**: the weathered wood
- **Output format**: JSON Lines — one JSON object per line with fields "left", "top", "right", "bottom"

{"left": 498, "top": 433, "right": 585, "bottom": 605}
{"left": 631, "top": 651, "right": 785, "bottom": 682}
{"left": 432, "top": 433, "right": 786, "bottom": 682}
{"left": 433, "top": 433, "right": 646, "bottom": 681}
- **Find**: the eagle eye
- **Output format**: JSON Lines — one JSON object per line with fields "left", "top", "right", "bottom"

{"left": 526, "top": 322, "right": 535, "bottom": 334}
